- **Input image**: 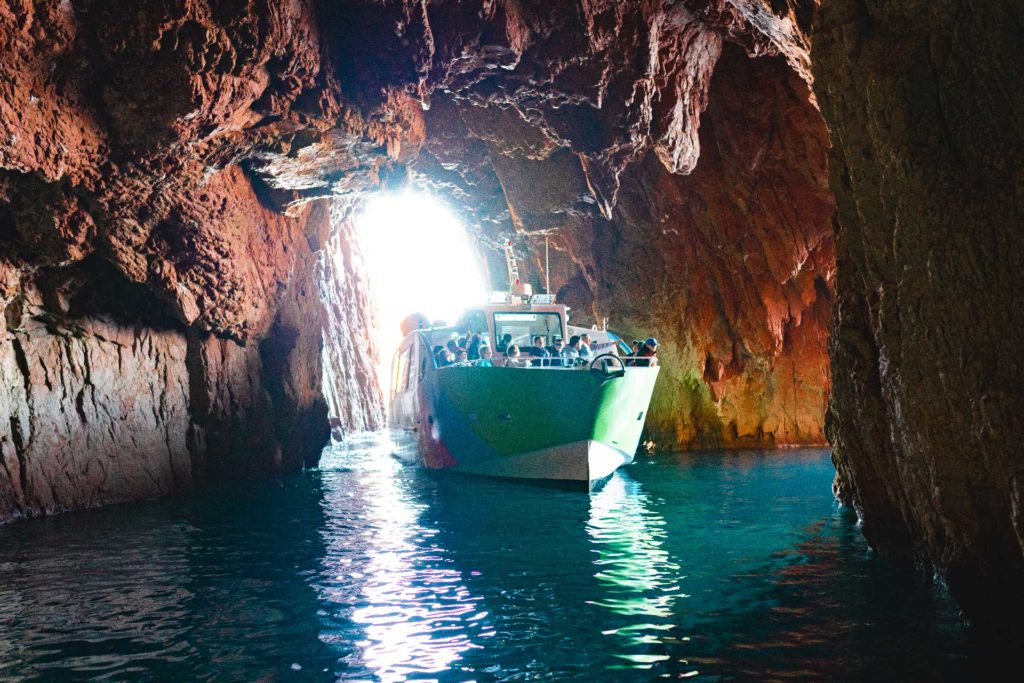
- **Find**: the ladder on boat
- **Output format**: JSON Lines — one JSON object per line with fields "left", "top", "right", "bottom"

{"left": 504, "top": 239, "right": 520, "bottom": 288}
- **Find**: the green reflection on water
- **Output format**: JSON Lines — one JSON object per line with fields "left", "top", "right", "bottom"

{"left": 586, "top": 475, "right": 694, "bottom": 673}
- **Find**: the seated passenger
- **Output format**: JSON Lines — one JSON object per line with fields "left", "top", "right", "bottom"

{"left": 446, "top": 339, "right": 459, "bottom": 356}
{"left": 467, "top": 333, "right": 483, "bottom": 361}
{"left": 497, "top": 333, "right": 513, "bottom": 354}
{"left": 525, "top": 345, "right": 549, "bottom": 367}
{"left": 627, "top": 340, "right": 641, "bottom": 366}
{"left": 435, "top": 346, "right": 453, "bottom": 367}
{"left": 547, "top": 337, "right": 565, "bottom": 367}
{"left": 478, "top": 345, "right": 494, "bottom": 367}
{"left": 562, "top": 335, "right": 582, "bottom": 365}
{"left": 503, "top": 344, "right": 530, "bottom": 368}
{"left": 454, "top": 349, "right": 468, "bottom": 364}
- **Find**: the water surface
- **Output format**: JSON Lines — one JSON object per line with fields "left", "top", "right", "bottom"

{"left": 0, "top": 436, "right": 992, "bottom": 680}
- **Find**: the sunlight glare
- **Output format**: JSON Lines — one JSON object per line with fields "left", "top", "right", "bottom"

{"left": 355, "top": 191, "right": 487, "bottom": 366}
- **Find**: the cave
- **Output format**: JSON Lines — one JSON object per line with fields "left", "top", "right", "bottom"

{"left": 1, "top": 0, "right": 1021, "bottom": 671}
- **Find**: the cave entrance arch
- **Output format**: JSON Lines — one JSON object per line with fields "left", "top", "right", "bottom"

{"left": 353, "top": 191, "right": 487, "bottom": 393}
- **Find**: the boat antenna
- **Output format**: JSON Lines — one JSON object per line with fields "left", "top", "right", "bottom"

{"left": 545, "top": 235, "right": 550, "bottom": 294}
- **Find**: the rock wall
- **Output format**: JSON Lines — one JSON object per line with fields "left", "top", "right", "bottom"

{"left": 401, "top": 2, "right": 832, "bottom": 449}
{"left": 0, "top": 190, "right": 376, "bottom": 523}
{"left": 518, "top": 47, "right": 834, "bottom": 449}
{"left": 0, "top": 0, "right": 390, "bottom": 521}
{"left": 813, "top": 0, "right": 1024, "bottom": 626}
{"left": 0, "top": 292, "right": 193, "bottom": 524}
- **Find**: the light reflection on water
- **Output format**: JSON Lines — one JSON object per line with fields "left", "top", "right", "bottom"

{"left": 586, "top": 474, "right": 688, "bottom": 671}
{"left": 0, "top": 434, "right": 987, "bottom": 680}
{"left": 317, "top": 440, "right": 485, "bottom": 681}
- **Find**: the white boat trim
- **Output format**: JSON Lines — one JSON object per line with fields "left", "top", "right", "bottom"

{"left": 452, "top": 439, "right": 634, "bottom": 484}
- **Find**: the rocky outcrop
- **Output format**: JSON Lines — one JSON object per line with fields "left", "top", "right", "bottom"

{"left": 813, "top": 0, "right": 1024, "bottom": 626}
{"left": 1, "top": 284, "right": 193, "bottom": 523}
{"left": 401, "top": 3, "right": 832, "bottom": 448}
{"left": 0, "top": 191, "right": 373, "bottom": 523}
{"left": 0, "top": 0, "right": 389, "bottom": 521}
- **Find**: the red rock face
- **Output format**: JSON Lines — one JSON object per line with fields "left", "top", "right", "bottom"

{"left": 0, "top": 0, "right": 392, "bottom": 521}
{"left": 814, "top": 0, "right": 1024, "bottom": 627}
{"left": 400, "top": 3, "right": 832, "bottom": 448}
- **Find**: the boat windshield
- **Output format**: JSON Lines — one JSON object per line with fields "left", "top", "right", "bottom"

{"left": 493, "top": 311, "right": 563, "bottom": 347}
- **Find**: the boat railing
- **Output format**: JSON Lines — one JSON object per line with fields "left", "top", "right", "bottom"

{"left": 437, "top": 354, "right": 656, "bottom": 370}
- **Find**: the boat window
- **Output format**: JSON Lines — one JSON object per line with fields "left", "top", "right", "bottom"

{"left": 492, "top": 312, "right": 563, "bottom": 347}
{"left": 394, "top": 347, "right": 412, "bottom": 394}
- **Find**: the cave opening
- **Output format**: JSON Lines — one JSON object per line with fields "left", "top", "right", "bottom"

{"left": 352, "top": 190, "right": 488, "bottom": 384}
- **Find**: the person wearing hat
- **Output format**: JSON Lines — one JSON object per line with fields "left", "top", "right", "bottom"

{"left": 636, "top": 337, "right": 659, "bottom": 367}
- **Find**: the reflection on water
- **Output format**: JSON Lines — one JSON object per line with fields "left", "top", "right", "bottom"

{"left": 0, "top": 434, "right": 994, "bottom": 680}
{"left": 317, "top": 440, "right": 485, "bottom": 681}
{"left": 587, "top": 474, "right": 690, "bottom": 672}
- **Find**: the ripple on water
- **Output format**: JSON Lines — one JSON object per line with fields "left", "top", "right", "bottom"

{"left": 0, "top": 435, "right": 981, "bottom": 680}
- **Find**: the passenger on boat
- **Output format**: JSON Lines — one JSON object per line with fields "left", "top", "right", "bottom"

{"left": 497, "top": 334, "right": 513, "bottom": 354}
{"left": 446, "top": 339, "right": 459, "bottom": 356}
{"left": 635, "top": 337, "right": 659, "bottom": 367}
{"left": 435, "top": 346, "right": 454, "bottom": 367}
{"left": 526, "top": 339, "right": 550, "bottom": 367}
{"left": 478, "top": 345, "right": 494, "bottom": 367}
{"left": 547, "top": 338, "right": 565, "bottom": 367}
{"left": 503, "top": 344, "right": 531, "bottom": 368}
{"left": 579, "top": 333, "right": 593, "bottom": 359}
{"left": 454, "top": 349, "right": 468, "bottom": 364}
{"left": 467, "top": 333, "right": 483, "bottom": 361}
{"left": 562, "top": 336, "right": 582, "bottom": 365}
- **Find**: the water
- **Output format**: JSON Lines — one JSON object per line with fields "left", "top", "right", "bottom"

{"left": 0, "top": 435, "right": 996, "bottom": 680}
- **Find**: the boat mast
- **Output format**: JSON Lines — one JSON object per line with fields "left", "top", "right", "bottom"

{"left": 545, "top": 235, "right": 550, "bottom": 294}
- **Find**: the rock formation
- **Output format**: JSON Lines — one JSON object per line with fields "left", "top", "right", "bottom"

{"left": 814, "top": 0, "right": 1024, "bottom": 627}
{"left": 405, "top": 2, "right": 833, "bottom": 449}
{"left": 0, "top": 0, "right": 392, "bottom": 522}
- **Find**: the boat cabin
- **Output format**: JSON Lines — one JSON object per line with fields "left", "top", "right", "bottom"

{"left": 389, "top": 293, "right": 634, "bottom": 411}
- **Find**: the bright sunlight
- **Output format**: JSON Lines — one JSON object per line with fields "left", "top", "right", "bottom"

{"left": 355, "top": 191, "right": 488, "bottom": 368}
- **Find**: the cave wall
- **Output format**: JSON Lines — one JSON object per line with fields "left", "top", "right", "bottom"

{"left": 813, "top": 0, "right": 1024, "bottom": 626}
{"left": 519, "top": 47, "right": 834, "bottom": 449}
{"left": 0, "top": 0, "right": 395, "bottom": 521}
{"left": 399, "top": 2, "right": 832, "bottom": 449}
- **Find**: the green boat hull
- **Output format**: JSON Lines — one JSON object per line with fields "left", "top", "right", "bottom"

{"left": 393, "top": 365, "right": 660, "bottom": 487}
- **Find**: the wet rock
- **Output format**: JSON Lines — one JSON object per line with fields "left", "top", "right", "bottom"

{"left": 814, "top": 0, "right": 1024, "bottom": 626}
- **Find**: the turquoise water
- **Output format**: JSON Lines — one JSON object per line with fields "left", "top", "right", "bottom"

{"left": 0, "top": 436, "right": 990, "bottom": 680}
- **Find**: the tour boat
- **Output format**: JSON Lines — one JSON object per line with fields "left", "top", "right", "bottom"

{"left": 387, "top": 246, "right": 659, "bottom": 489}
